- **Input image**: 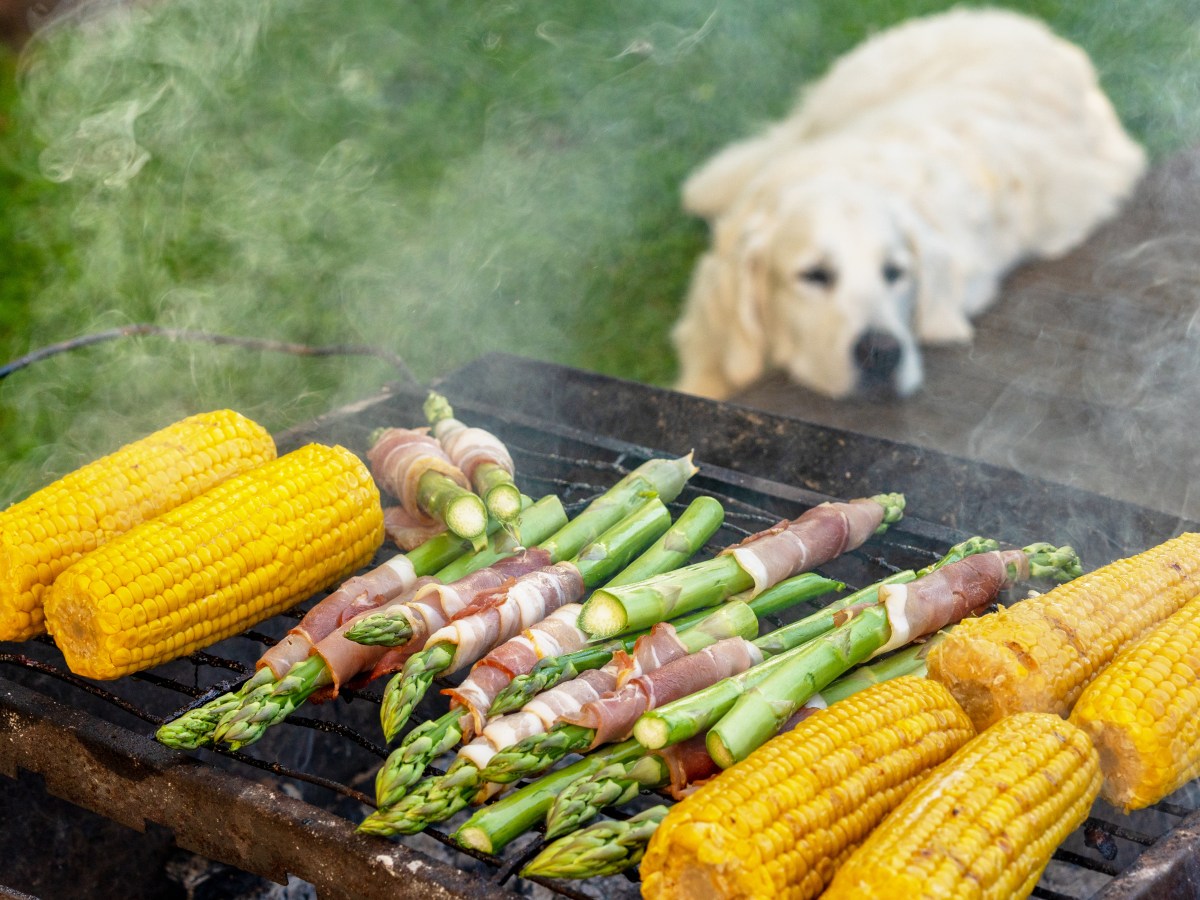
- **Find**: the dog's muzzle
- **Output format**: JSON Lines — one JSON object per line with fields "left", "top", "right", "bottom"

{"left": 853, "top": 329, "right": 904, "bottom": 388}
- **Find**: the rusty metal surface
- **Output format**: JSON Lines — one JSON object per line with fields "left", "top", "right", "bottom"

{"left": 0, "top": 678, "right": 507, "bottom": 900}
{"left": 1096, "top": 808, "right": 1200, "bottom": 900}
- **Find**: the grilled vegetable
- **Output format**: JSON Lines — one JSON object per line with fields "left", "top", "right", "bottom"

{"left": 424, "top": 392, "right": 522, "bottom": 530}
{"left": 928, "top": 531, "right": 1200, "bottom": 729}
{"left": 522, "top": 805, "right": 668, "bottom": 880}
{"left": 377, "top": 499, "right": 673, "bottom": 740}
{"left": 0, "top": 409, "right": 276, "bottom": 642}
{"left": 43, "top": 443, "right": 382, "bottom": 680}
{"left": 824, "top": 712, "right": 1101, "bottom": 900}
{"left": 706, "top": 543, "right": 1078, "bottom": 767}
{"left": 578, "top": 493, "right": 904, "bottom": 639}
{"left": 204, "top": 502, "right": 565, "bottom": 750}
{"left": 637, "top": 676, "right": 975, "bottom": 899}
{"left": 368, "top": 427, "right": 487, "bottom": 548}
{"left": 489, "top": 562, "right": 839, "bottom": 717}
{"left": 362, "top": 603, "right": 760, "bottom": 833}
{"left": 1070, "top": 593, "right": 1200, "bottom": 811}
{"left": 541, "top": 632, "right": 951, "bottom": 845}
{"left": 633, "top": 537, "right": 1005, "bottom": 752}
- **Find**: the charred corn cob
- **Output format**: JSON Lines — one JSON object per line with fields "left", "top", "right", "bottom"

{"left": 824, "top": 712, "right": 1101, "bottom": 900}
{"left": 928, "top": 532, "right": 1200, "bottom": 729}
{"left": 639, "top": 676, "right": 975, "bottom": 900}
{"left": 1070, "top": 593, "right": 1200, "bottom": 811}
{"left": 0, "top": 410, "right": 276, "bottom": 642}
{"left": 43, "top": 443, "right": 383, "bottom": 679}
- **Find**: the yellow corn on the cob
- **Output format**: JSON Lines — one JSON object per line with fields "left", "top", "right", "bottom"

{"left": 824, "top": 712, "right": 1101, "bottom": 900}
{"left": 639, "top": 676, "right": 975, "bottom": 900}
{"left": 43, "top": 443, "right": 383, "bottom": 680}
{"left": 927, "top": 532, "right": 1200, "bottom": 730}
{"left": 0, "top": 409, "right": 276, "bottom": 643}
{"left": 1070, "top": 593, "right": 1200, "bottom": 811}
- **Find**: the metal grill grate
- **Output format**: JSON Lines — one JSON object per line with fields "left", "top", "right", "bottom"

{"left": 1, "top": 378, "right": 1197, "bottom": 899}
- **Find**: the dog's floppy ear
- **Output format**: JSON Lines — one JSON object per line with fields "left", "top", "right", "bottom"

{"left": 673, "top": 212, "right": 773, "bottom": 399}
{"left": 682, "top": 131, "right": 792, "bottom": 222}
{"left": 893, "top": 202, "right": 974, "bottom": 345}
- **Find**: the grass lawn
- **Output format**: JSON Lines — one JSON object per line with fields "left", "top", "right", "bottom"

{"left": 0, "top": 0, "right": 1196, "bottom": 501}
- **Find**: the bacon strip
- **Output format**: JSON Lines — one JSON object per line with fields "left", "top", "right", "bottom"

{"left": 382, "top": 505, "right": 448, "bottom": 551}
{"left": 256, "top": 553, "right": 425, "bottom": 678}
{"left": 444, "top": 603, "right": 588, "bottom": 735}
{"left": 431, "top": 416, "right": 515, "bottom": 487}
{"left": 563, "top": 637, "right": 764, "bottom": 748}
{"left": 426, "top": 562, "right": 586, "bottom": 675}
{"left": 660, "top": 734, "right": 720, "bottom": 799}
{"left": 367, "top": 428, "right": 470, "bottom": 524}
{"left": 873, "top": 548, "right": 1029, "bottom": 656}
{"left": 722, "top": 498, "right": 886, "bottom": 594}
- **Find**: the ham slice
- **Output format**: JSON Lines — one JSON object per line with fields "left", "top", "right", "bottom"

{"left": 363, "top": 549, "right": 553, "bottom": 683}
{"left": 382, "top": 505, "right": 448, "bottom": 551}
{"left": 471, "top": 621, "right": 693, "bottom": 762}
{"left": 431, "top": 416, "right": 515, "bottom": 486}
{"left": 256, "top": 553, "right": 425, "bottom": 678}
{"left": 562, "top": 637, "right": 764, "bottom": 747}
{"left": 444, "top": 603, "right": 588, "bottom": 735}
{"left": 873, "top": 548, "right": 1029, "bottom": 656}
{"left": 426, "top": 562, "right": 586, "bottom": 674}
{"left": 367, "top": 428, "right": 470, "bottom": 524}
{"left": 308, "top": 576, "right": 439, "bottom": 695}
{"left": 723, "top": 497, "right": 886, "bottom": 594}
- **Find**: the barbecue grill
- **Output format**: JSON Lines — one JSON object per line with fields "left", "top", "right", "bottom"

{"left": 3, "top": 353, "right": 1199, "bottom": 899}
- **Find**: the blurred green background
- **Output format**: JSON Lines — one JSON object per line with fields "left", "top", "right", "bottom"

{"left": 0, "top": 0, "right": 1196, "bottom": 502}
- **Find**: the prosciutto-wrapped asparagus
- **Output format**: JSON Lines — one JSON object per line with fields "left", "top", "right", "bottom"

{"left": 461, "top": 632, "right": 958, "bottom": 864}
{"left": 705, "top": 543, "right": 1081, "bottom": 767}
{"left": 152, "top": 515, "right": 534, "bottom": 751}
{"left": 579, "top": 492, "right": 904, "bottom": 638}
{"left": 378, "top": 500, "right": 674, "bottom": 740}
{"left": 425, "top": 392, "right": 522, "bottom": 529}
{"left": 209, "top": 548, "right": 562, "bottom": 750}
{"left": 360, "top": 602, "right": 760, "bottom": 833}
{"left": 368, "top": 427, "right": 487, "bottom": 548}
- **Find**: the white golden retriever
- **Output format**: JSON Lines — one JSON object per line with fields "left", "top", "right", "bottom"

{"left": 673, "top": 8, "right": 1146, "bottom": 399}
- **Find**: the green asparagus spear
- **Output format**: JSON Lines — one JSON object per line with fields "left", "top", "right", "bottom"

{"left": 536, "top": 632, "right": 951, "bottom": 860}
{"left": 522, "top": 805, "right": 669, "bottom": 880}
{"left": 632, "top": 536, "right": 1009, "bottom": 751}
{"left": 455, "top": 740, "right": 646, "bottom": 855}
{"left": 578, "top": 493, "right": 904, "bottom": 639}
{"left": 378, "top": 498, "right": 675, "bottom": 740}
{"left": 488, "top": 567, "right": 842, "bottom": 716}
{"left": 415, "top": 468, "right": 488, "bottom": 550}
{"left": 705, "top": 542, "right": 1081, "bottom": 767}
{"left": 205, "top": 498, "right": 566, "bottom": 750}
{"left": 154, "top": 515, "right": 522, "bottom": 751}
{"left": 425, "top": 392, "right": 523, "bottom": 531}
{"left": 373, "top": 601, "right": 759, "bottom": 813}
{"left": 374, "top": 709, "right": 469, "bottom": 809}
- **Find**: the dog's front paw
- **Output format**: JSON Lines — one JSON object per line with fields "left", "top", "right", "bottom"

{"left": 674, "top": 370, "right": 736, "bottom": 401}
{"left": 918, "top": 311, "right": 975, "bottom": 345}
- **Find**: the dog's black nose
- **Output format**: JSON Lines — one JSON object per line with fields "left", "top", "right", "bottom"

{"left": 853, "top": 329, "right": 902, "bottom": 379}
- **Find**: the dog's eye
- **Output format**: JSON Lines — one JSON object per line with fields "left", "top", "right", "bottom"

{"left": 797, "top": 266, "right": 835, "bottom": 288}
{"left": 882, "top": 262, "right": 906, "bottom": 284}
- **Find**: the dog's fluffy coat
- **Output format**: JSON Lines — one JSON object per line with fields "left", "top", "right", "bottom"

{"left": 673, "top": 8, "right": 1146, "bottom": 399}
